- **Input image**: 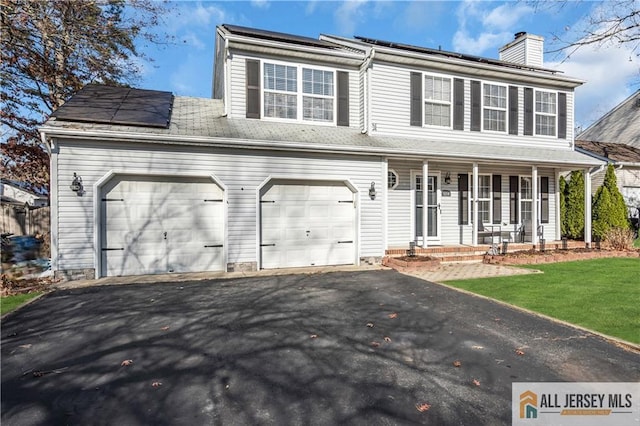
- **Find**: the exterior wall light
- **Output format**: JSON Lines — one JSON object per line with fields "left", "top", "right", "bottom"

{"left": 444, "top": 172, "right": 451, "bottom": 185}
{"left": 70, "top": 173, "right": 84, "bottom": 195}
{"left": 369, "top": 181, "right": 376, "bottom": 200}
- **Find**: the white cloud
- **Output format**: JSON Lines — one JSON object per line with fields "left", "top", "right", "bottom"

{"left": 334, "top": 0, "right": 369, "bottom": 36}
{"left": 173, "top": 2, "right": 226, "bottom": 29}
{"left": 547, "top": 44, "right": 639, "bottom": 128}
{"left": 482, "top": 3, "right": 533, "bottom": 31}
{"left": 180, "top": 32, "right": 206, "bottom": 50}
{"left": 251, "top": 0, "right": 269, "bottom": 9}
{"left": 453, "top": 30, "right": 512, "bottom": 55}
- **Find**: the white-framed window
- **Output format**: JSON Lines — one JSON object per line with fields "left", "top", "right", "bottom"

{"left": 535, "top": 90, "right": 557, "bottom": 136}
{"left": 388, "top": 169, "right": 399, "bottom": 190}
{"left": 520, "top": 176, "right": 533, "bottom": 222}
{"left": 483, "top": 83, "right": 507, "bottom": 132}
{"left": 424, "top": 74, "right": 452, "bottom": 127}
{"left": 263, "top": 61, "right": 335, "bottom": 123}
{"left": 470, "top": 174, "right": 491, "bottom": 224}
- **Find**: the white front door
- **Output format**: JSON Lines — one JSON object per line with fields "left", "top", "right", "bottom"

{"left": 412, "top": 172, "right": 441, "bottom": 244}
{"left": 260, "top": 181, "right": 356, "bottom": 269}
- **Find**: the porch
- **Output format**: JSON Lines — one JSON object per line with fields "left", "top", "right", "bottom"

{"left": 385, "top": 240, "right": 588, "bottom": 263}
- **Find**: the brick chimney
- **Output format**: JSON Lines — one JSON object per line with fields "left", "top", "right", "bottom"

{"left": 499, "top": 32, "right": 544, "bottom": 68}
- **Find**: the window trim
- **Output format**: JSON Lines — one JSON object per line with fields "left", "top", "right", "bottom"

{"left": 388, "top": 169, "right": 399, "bottom": 190}
{"left": 260, "top": 59, "right": 338, "bottom": 125}
{"left": 469, "top": 173, "right": 492, "bottom": 224}
{"left": 422, "top": 72, "right": 453, "bottom": 129}
{"left": 519, "top": 175, "right": 533, "bottom": 223}
{"left": 534, "top": 89, "right": 558, "bottom": 137}
{"left": 481, "top": 81, "right": 508, "bottom": 134}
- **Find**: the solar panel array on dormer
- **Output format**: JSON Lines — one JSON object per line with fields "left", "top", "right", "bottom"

{"left": 51, "top": 84, "right": 173, "bottom": 128}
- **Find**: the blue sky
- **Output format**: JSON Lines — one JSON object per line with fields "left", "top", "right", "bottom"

{"left": 136, "top": 0, "right": 639, "bottom": 130}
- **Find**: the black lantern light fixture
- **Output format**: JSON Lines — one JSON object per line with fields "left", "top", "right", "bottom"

{"left": 369, "top": 181, "right": 376, "bottom": 199}
{"left": 444, "top": 172, "right": 451, "bottom": 185}
{"left": 70, "top": 173, "right": 84, "bottom": 194}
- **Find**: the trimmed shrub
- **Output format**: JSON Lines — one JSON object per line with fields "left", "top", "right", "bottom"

{"left": 559, "top": 175, "right": 568, "bottom": 237}
{"left": 565, "top": 170, "right": 585, "bottom": 239}
{"left": 592, "top": 164, "right": 629, "bottom": 240}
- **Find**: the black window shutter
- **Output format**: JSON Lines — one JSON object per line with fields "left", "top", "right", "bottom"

{"left": 524, "top": 88, "right": 533, "bottom": 135}
{"left": 246, "top": 59, "right": 260, "bottom": 119}
{"left": 492, "top": 175, "right": 502, "bottom": 224}
{"left": 410, "top": 72, "right": 422, "bottom": 126}
{"left": 558, "top": 93, "right": 567, "bottom": 139}
{"left": 509, "top": 176, "right": 519, "bottom": 224}
{"left": 508, "top": 86, "right": 518, "bottom": 135}
{"left": 453, "top": 78, "right": 464, "bottom": 130}
{"left": 337, "top": 71, "right": 349, "bottom": 127}
{"left": 541, "top": 176, "right": 550, "bottom": 223}
{"left": 459, "top": 174, "right": 469, "bottom": 225}
{"left": 470, "top": 80, "right": 481, "bottom": 132}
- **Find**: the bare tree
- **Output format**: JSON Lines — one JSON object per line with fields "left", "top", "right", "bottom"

{"left": 1, "top": 0, "right": 172, "bottom": 191}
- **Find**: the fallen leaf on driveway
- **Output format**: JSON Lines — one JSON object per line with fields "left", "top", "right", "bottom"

{"left": 310, "top": 334, "right": 318, "bottom": 339}
{"left": 515, "top": 349, "right": 525, "bottom": 356}
{"left": 472, "top": 379, "right": 481, "bottom": 386}
{"left": 371, "top": 341, "right": 381, "bottom": 347}
{"left": 121, "top": 359, "right": 133, "bottom": 366}
{"left": 416, "top": 403, "right": 431, "bottom": 412}
{"left": 160, "top": 326, "right": 170, "bottom": 331}
{"left": 366, "top": 322, "right": 374, "bottom": 328}
{"left": 152, "top": 381, "right": 162, "bottom": 387}
{"left": 19, "top": 344, "right": 32, "bottom": 349}
{"left": 384, "top": 336, "right": 392, "bottom": 342}
{"left": 471, "top": 345, "right": 484, "bottom": 350}
{"left": 388, "top": 313, "right": 398, "bottom": 319}
{"left": 452, "top": 360, "right": 461, "bottom": 367}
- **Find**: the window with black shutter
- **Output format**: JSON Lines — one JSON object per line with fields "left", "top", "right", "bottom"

{"left": 508, "top": 86, "right": 518, "bottom": 135}
{"left": 493, "top": 175, "right": 502, "bottom": 224}
{"left": 246, "top": 59, "right": 260, "bottom": 119}
{"left": 453, "top": 78, "right": 464, "bottom": 130}
{"left": 540, "top": 176, "right": 549, "bottom": 223}
{"left": 558, "top": 93, "right": 567, "bottom": 139}
{"left": 470, "top": 80, "right": 481, "bottom": 131}
{"left": 459, "top": 173, "right": 469, "bottom": 225}
{"left": 410, "top": 72, "right": 422, "bottom": 126}
{"left": 524, "top": 88, "right": 533, "bottom": 135}
{"left": 337, "top": 71, "right": 349, "bottom": 127}
{"left": 509, "top": 176, "right": 519, "bottom": 224}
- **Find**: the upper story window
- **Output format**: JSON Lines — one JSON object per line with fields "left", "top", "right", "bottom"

{"left": 535, "top": 90, "right": 556, "bottom": 136}
{"left": 262, "top": 62, "right": 334, "bottom": 123}
{"left": 424, "top": 75, "right": 452, "bottom": 127}
{"left": 483, "top": 83, "right": 507, "bottom": 132}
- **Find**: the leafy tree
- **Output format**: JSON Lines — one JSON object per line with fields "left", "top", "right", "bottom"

{"left": 559, "top": 175, "right": 568, "bottom": 237}
{"left": 592, "top": 164, "right": 630, "bottom": 240}
{"left": 564, "top": 170, "right": 585, "bottom": 239}
{"left": 1, "top": 0, "right": 171, "bottom": 192}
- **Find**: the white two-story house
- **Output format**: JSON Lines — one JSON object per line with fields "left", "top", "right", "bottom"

{"left": 40, "top": 24, "right": 601, "bottom": 280}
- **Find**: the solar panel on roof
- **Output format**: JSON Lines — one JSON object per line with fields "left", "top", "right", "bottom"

{"left": 51, "top": 84, "right": 173, "bottom": 128}
{"left": 223, "top": 24, "right": 338, "bottom": 49}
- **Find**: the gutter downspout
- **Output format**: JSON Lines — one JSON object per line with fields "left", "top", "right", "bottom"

{"left": 362, "top": 48, "right": 375, "bottom": 134}
{"left": 40, "top": 131, "right": 57, "bottom": 276}
{"left": 223, "top": 37, "right": 230, "bottom": 117}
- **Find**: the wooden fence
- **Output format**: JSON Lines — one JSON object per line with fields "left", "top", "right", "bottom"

{"left": 1, "top": 204, "right": 50, "bottom": 236}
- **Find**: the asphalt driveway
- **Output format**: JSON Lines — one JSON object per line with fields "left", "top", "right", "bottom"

{"left": 2, "top": 270, "right": 639, "bottom": 425}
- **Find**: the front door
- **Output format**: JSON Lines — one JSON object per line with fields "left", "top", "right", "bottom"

{"left": 413, "top": 172, "right": 441, "bottom": 244}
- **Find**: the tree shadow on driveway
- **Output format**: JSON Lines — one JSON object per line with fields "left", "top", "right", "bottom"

{"left": 2, "top": 270, "right": 639, "bottom": 425}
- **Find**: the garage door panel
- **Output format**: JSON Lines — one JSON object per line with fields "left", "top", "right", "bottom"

{"left": 102, "top": 176, "right": 225, "bottom": 277}
{"left": 261, "top": 181, "right": 356, "bottom": 269}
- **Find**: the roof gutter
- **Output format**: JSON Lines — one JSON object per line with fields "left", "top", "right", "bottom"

{"left": 38, "top": 126, "right": 603, "bottom": 168}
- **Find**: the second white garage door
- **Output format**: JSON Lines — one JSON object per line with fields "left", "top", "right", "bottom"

{"left": 100, "top": 175, "right": 225, "bottom": 277}
{"left": 260, "top": 180, "right": 356, "bottom": 269}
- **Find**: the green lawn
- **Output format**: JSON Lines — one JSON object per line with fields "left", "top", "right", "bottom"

{"left": 444, "top": 258, "right": 640, "bottom": 344}
{"left": 1, "top": 292, "right": 42, "bottom": 316}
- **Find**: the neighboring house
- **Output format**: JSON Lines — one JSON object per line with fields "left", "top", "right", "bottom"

{"left": 576, "top": 90, "right": 640, "bottom": 212}
{"left": 0, "top": 180, "right": 49, "bottom": 208}
{"left": 39, "top": 25, "right": 601, "bottom": 280}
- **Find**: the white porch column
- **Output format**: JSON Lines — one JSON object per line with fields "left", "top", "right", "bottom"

{"left": 422, "top": 160, "right": 429, "bottom": 248}
{"left": 532, "top": 165, "right": 538, "bottom": 245}
{"left": 554, "top": 169, "right": 561, "bottom": 241}
{"left": 382, "top": 158, "right": 388, "bottom": 255}
{"left": 472, "top": 162, "right": 478, "bottom": 246}
{"left": 584, "top": 168, "right": 592, "bottom": 247}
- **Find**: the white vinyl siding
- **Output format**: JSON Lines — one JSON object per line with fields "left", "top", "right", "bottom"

{"left": 54, "top": 140, "right": 384, "bottom": 273}
{"left": 387, "top": 190, "right": 413, "bottom": 247}
{"left": 369, "top": 63, "right": 575, "bottom": 149}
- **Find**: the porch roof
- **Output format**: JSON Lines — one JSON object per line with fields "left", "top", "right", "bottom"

{"left": 42, "top": 95, "right": 602, "bottom": 168}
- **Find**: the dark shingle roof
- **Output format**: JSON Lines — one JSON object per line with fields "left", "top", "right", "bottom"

{"left": 577, "top": 90, "right": 640, "bottom": 149}
{"left": 221, "top": 24, "right": 340, "bottom": 50}
{"left": 575, "top": 140, "right": 640, "bottom": 163}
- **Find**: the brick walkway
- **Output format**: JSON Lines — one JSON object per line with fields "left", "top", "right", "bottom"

{"left": 402, "top": 262, "right": 539, "bottom": 282}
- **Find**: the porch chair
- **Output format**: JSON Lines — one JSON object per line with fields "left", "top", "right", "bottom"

{"left": 519, "top": 220, "right": 544, "bottom": 243}
{"left": 477, "top": 221, "right": 501, "bottom": 244}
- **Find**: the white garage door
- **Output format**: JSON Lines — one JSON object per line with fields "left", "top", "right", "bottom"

{"left": 261, "top": 181, "right": 356, "bottom": 269}
{"left": 101, "top": 175, "right": 224, "bottom": 276}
